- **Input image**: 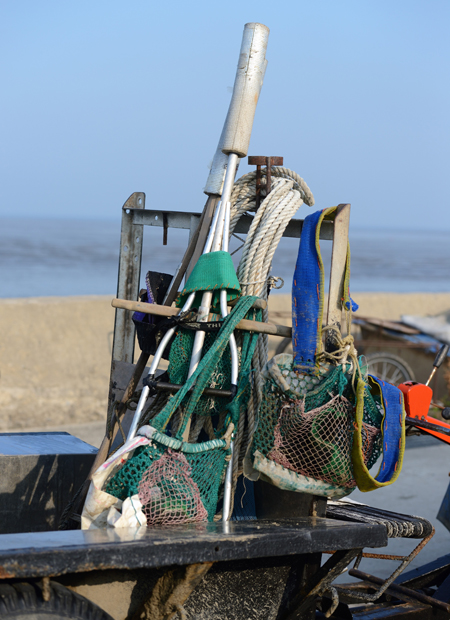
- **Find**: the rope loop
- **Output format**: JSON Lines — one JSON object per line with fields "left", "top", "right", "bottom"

{"left": 268, "top": 276, "right": 284, "bottom": 290}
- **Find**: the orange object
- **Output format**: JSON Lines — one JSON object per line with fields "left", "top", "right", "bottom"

{"left": 399, "top": 381, "right": 450, "bottom": 444}
{"left": 399, "top": 382, "right": 433, "bottom": 418}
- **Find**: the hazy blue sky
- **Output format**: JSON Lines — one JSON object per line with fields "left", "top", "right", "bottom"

{"left": 1, "top": 1, "right": 449, "bottom": 230}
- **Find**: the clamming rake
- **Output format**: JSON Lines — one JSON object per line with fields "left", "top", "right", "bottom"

{"left": 126, "top": 23, "right": 269, "bottom": 521}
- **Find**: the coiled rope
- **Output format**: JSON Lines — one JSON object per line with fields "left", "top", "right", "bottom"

{"left": 226, "top": 166, "right": 315, "bottom": 510}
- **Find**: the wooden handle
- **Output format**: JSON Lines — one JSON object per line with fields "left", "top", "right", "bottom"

{"left": 111, "top": 298, "right": 291, "bottom": 338}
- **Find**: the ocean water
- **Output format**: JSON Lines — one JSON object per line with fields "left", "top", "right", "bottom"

{"left": 0, "top": 217, "right": 449, "bottom": 298}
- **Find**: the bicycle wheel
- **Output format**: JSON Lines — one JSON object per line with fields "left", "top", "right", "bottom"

{"left": 365, "top": 352, "right": 415, "bottom": 386}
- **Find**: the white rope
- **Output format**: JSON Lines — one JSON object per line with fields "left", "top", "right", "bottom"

{"left": 226, "top": 166, "right": 315, "bottom": 500}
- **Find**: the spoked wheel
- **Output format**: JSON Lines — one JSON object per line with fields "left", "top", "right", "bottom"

{"left": 365, "top": 352, "right": 415, "bottom": 386}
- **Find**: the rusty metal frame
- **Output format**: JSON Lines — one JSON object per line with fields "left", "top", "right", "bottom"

{"left": 129, "top": 207, "right": 334, "bottom": 239}
{"left": 248, "top": 155, "right": 284, "bottom": 208}
{"left": 334, "top": 527, "right": 435, "bottom": 607}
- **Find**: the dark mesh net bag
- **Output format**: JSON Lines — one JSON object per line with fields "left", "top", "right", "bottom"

{"left": 268, "top": 395, "right": 380, "bottom": 489}
{"left": 250, "top": 355, "right": 382, "bottom": 498}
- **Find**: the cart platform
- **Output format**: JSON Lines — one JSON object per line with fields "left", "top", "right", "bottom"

{"left": 0, "top": 518, "right": 386, "bottom": 579}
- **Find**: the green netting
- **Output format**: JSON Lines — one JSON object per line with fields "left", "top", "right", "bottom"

{"left": 268, "top": 394, "right": 365, "bottom": 488}
{"left": 252, "top": 362, "right": 350, "bottom": 459}
{"left": 105, "top": 296, "right": 261, "bottom": 523}
{"left": 166, "top": 306, "right": 261, "bottom": 425}
{"left": 168, "top": 330, "right": 232, "bottom": 419}
{"left": 105, "top": 441, "right": 227, "bottom": 521}
{"left": 151, "top": 296, "right": 257, "bottom": 438}
{"left": 177, "top": 251, "right": 241, "bottom": 311}
{"left": 362, "top": 386, "right": 383, "bottom": 470}
{"left": 251, "top": 355, "right": 383, "bottom": 491}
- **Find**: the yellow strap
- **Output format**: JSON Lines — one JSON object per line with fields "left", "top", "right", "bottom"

{"left": 352, "top": 377, "right": 406, "bottom": 492}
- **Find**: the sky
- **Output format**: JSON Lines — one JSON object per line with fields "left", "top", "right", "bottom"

{"left": 1, "top": 1, "right": 449, "bottom": 230}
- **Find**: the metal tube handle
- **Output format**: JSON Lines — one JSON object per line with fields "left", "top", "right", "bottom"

{"left": 204, "top": 23, "right": 269, "bottom": 195}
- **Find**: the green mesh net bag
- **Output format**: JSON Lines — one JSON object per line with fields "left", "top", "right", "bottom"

{"left": 250, "top": 354, "right": 383, "bottom": 498}
{"left": 105, "top": 439, "right": 229, "bottom": 522}
{"left": 105, "top": 295, "right": 259, "bottom": 523}
{"left": 249, "top": 206, "right": 405, "bottom": 497}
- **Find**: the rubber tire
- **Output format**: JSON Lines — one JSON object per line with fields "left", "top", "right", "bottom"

{"left": 365, "top": 352, "right": 415, "bottom": 386}
{"left": 0, "top": 581, "right": 113, "bottom": 620}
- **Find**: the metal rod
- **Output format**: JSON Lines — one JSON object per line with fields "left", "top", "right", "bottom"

{"left": 406, "top": 416, "right": 450, "bottom": 437}
{"left": 126, "top": 291, "right": 196, "bottom": 440}
{"left": 336, "top": 527, "right": 435, "bottom": 605}
{"left": 221, "top": 202, "right": 238, "bottom": 521}
{"left": 222, "top": 440, "right": 234, "bottom": 520}
{"left": 151, "top": 382, "right": 232, "bottom": 398}
{"left": 188, "top": 154, "right": 240, "bottom": 381}
{"left": 348, "top": 568, "right": 450, "bottom": 614}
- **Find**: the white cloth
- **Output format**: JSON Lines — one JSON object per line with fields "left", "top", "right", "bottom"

{"left": 81, "top": 431, "right": 154, "bottom": 530}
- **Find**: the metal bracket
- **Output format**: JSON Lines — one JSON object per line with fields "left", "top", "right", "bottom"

{"left": 279, "top": 548, "right": 360, "bottom": 620}
{"left": 248, "top": 156, "right": 284, "bottom": 208}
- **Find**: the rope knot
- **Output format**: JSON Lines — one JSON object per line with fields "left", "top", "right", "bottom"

{"left": 318, "top": 325, "right": 361, "bottom": 390}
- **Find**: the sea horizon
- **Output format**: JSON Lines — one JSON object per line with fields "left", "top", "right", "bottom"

{"left": 1, "top": 216, "right": 449, "bottom": 298}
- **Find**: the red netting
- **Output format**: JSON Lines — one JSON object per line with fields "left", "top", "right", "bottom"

{"left": 268, "top": 395, "right": 380, "bottom": 488}
{"left": 137, "top": 449, "right": 208, "bottom": 525}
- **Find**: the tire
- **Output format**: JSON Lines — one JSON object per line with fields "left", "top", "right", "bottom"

{"left": 274, "top": 340, "right": 415, "bottom": 387}
{"left": 365, "top": 352, "right": 415, "bottom": 386}
{"left": 0, "top": 581, "right": 113, "bottom": 620}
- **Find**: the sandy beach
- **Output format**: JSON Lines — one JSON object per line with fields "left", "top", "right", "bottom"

{"left": 1, "top": 292, "right": 450, "bottom": 439}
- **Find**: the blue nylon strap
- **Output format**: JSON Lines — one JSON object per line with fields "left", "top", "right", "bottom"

{"left": 369, "top": 375, "right": 405, "bottom": 483}
{"left": 292, "top": 209, "right": 325, "bottom": 373}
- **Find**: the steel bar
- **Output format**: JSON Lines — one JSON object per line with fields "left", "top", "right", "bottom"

{"left": 113, "top": 192, "right": 145, "bottom": 364}
{"left": 349, "top": 568, "right": 450, "bottom": 614}
{"left": 323, "top": 551, "right": 406, "bottom": 561}
{"left": 405, "top": 416, "right": 450, "bottom": 437}
{"left": 150, "top": 382, "right": 232, "bottom": 398}
{"left": 129, "top": 208, "right": 335, "bottom": 240}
